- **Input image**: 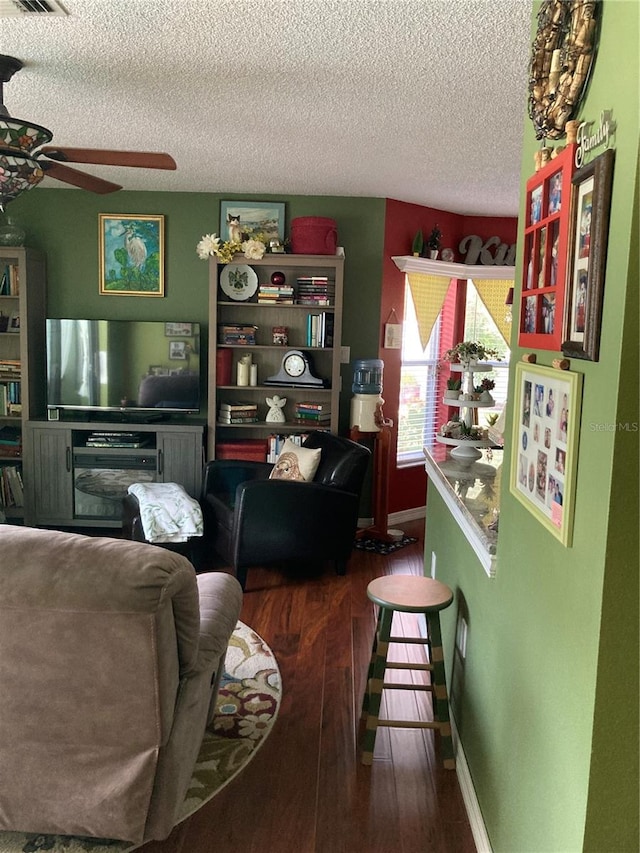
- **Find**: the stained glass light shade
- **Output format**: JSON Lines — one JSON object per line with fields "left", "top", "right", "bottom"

{"left": 0, "top": 117, "right": 53, "bottom": 151}
{"left": 0, "top": 117, "right": 52, "bottom": 210}
{"left": 0, "top": 147, "right": 46, "bottom": 210}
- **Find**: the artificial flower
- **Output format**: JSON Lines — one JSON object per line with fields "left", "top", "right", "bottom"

{"left": 242, "top": 238, "right": 266, "bottom": 260}
{"left": 196, "top": 233, "right": 220, "bottom": 259}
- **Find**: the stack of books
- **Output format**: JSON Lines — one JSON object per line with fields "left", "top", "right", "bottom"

{"left": 295, "top": 276, "right": 335, "bottom": 306}
{"left": 218, "top": 401, "right": 259, "bottom": 424}
{"left": 85, "top": 431, "right": 149, "bottom": 449}
{"left": 0, "top": 362, "right": 21, "bottom": 417}
{"left": 0, "top": 425, "right": 22, "bottom": 458}
{"left": 218, "top": 324, "right": 258, "bottom": 345}
{"left": 294, "top": 402, "right": 331, "bottom": 425}
{"left": 257, "top": 284, "right": 294, "bottom": 304}
{"left": 305, "top": 312, "right": 335, "bottom": 347}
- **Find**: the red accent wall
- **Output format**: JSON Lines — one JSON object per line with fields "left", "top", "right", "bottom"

{"left": 381, "top": 198, "right": 517, "bottom": 515}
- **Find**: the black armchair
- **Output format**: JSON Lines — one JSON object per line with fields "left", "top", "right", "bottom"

{"left": 201, "top": 431, "right": 371, "bottom": 590}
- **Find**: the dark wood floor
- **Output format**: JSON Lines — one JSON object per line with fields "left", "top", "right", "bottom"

{"left": 139, "top": 518, "right": 476, "bottom": 853}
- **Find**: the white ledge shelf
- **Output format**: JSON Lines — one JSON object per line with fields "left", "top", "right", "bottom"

{"left": 392, "top": 255, "right": 516, "bottom": 280}
{"left": 424, "top": 445, "right": 501, "bottom": 578}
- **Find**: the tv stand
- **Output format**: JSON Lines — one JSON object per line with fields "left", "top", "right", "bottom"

{"left": 24, "top": 419, "right": 204, "bottom": 528}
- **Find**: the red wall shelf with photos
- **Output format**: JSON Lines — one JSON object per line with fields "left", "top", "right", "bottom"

{"left": 519, "top": 143, "right": 576, "bottom": 351}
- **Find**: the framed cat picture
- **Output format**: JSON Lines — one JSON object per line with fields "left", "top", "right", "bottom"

{"left": 220, "top": 200, "right": 285, "bottom": 245}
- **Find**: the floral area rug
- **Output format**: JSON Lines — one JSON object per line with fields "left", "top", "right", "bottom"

{"left": 353, "top": 535, "right": 418, "bottom": 556}
{"left": 0, "top": 621, "right": 281, "bottom": 853}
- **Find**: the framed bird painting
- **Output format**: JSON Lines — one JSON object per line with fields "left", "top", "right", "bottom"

{"left": 99, "top": 214, "right": 165, "bottom": 296}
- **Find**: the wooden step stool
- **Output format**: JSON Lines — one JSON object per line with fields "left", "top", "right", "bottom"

{"left": 361, "top": 574, "right": 456, "bottom": 769}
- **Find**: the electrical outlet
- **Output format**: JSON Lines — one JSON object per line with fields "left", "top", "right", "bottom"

{"left": 340, "top": 345, "right": 350, "bottom": 363}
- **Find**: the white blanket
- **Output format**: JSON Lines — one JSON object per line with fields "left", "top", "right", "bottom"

{"left": 127, "top": 482, "right": 203, "bottom": 543}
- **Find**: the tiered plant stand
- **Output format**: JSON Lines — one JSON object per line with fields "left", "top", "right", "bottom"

{"left": 436, "top": 363, "right": 494, "bottom": 461}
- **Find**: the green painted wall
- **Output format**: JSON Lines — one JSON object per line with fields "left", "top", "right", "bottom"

{"left": 425, "top": 3, "right": 639, "bottom": 851}
{"left": 9, "top": 190, "right": 385, "bottom": 429}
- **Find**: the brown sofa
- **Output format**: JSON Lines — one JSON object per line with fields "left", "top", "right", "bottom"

{"left": 0, "top": 526, "right": 243, "bottom": 843}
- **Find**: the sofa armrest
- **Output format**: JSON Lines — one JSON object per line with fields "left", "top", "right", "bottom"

{"left": 195, "top": 571, "right": 243, "bottom": 673}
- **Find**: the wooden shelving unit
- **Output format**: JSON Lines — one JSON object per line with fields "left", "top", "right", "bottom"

{"left": 0, "top": 247, "right": 47, "bottom": 523}
{"left": 207, "top": 254, "right": 344, "bottom": 459}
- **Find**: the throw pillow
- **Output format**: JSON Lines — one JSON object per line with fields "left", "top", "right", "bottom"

{"left": 269, "top": 438, "right": 321, "bottom": 482}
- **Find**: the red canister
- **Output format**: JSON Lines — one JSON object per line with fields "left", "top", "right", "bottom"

{"left": 290, "top": 217, "right": 338, "bottom": 255}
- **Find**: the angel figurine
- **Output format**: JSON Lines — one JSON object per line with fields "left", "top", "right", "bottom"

{"left": 265, "top": 394, "right": 287, "bottom": 423}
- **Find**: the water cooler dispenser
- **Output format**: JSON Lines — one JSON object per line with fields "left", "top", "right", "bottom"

{"left": 350, "top": 359, "right": 385, "bottom": 431}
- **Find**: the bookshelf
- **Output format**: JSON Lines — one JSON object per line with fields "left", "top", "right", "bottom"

{"left": 0, "top": 247, "right": 47, "bottom": 522}
{"left": 207, "top": 254, "right": 344, "bottom": 460}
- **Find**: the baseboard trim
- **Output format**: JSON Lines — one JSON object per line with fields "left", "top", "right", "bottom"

{"left": 389, "top": 506, "right": 426, "bottom": 525}
{"left": 451, "top": 713, "right": 492, "bottom": 853}
{"left": 357, "top": 506, "right": 426, "bottom": 529}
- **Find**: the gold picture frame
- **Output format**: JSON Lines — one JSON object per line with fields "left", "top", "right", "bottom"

{"left": 510, "top": 361, "right": 583, "bottom": 546}
{"left": 99, "top": 214, "right": 165, "bottom": 296}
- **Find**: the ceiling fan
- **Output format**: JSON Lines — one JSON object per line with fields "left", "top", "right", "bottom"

{"left": 0, "top": 54, "right": 176, "bottom": 211}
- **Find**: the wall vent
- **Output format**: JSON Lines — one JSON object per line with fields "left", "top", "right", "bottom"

{"left": 0, "top": 0, "right": 68, "bottom": 15}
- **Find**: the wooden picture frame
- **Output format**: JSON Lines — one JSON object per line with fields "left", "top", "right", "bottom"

{"left": 510, "top": 361, "right": 583, "bottom": 546}
{"left": 518, "top": 144, "right": 576, "bottom": 351}
{"left": 99, "top": 214, "right": 165, "bottom": 296}
{"left": 220, "top": 200, "right": 285, "bottom": 244}
{"left": 562, "top": 148, "right": 615, "bottom": 361}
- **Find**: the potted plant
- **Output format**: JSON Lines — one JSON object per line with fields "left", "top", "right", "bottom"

{"left": 476, "top": 377, "right": 496, "bottom": 403}
{"left": 444, "top": 376, "right": 462, "bottom": 400}
{"left": 425, "top": 225, "right": 442, "bottom": 259}
{"left": 411, "top": 229, "right": 424, "bottom": 256}
{"left": 442, "top": 341, "right": 502, "bottom": 368}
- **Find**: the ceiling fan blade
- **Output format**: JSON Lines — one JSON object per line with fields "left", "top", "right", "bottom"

{"left": 40, "top": 147, "right": 176, "bottom": 170}
{"left": 42, "top": 161, "right": 122, "bottom": 194}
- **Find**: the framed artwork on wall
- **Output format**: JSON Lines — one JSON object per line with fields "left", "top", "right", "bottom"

{"left": 562, "top": 148, "right": 615, "bottom": 361}
{"left": 165, "top": 322, "right": 193, "bottom": 337}
{"left": 518, "top": 144, "right": 576, "bottom": 351}
{"left": 219, "top": 200, "right": 285, "bottom": 244}
{"left": 99, "top": 214, "right": 165, "bottom": 296}
{"left": 509, "top": 361, "right": 583, "bottom": 547}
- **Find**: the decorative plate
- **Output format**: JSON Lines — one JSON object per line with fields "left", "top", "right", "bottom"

{"left": 441, "top": 248, "right": 455, "bottom": 262}
{"left": 220, "top": 264, "right": 258, "bottom": 301}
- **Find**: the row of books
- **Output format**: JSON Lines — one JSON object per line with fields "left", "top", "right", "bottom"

{"left": 0, "top": 382, "right": 21, "bottom": 416}
{"left": 294, "top": 401, "right": 331, "bottom": 425}
{"left": 0, "top": 465, "right": 24, "bottom": 507}
{"left": 0, "top": 359, "right": 21, "bottom": 373}
{"left": 218, "top": 401, "right": 259, "bottom": 424}
{"left": 266, "top": 432, "right": 310, "bottom": 464}
{"left": 305, "top": 312, "right": 334, "bottom": 347}
{"left": 218, "top": 323, "right": 258, "bottom": 345}
{"left": 0, "top": 264, "right": 19, "bottom": 296}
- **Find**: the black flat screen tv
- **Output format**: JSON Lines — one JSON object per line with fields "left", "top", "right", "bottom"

{"left": 46, "top": 319, "right": 201, "bottom": 416}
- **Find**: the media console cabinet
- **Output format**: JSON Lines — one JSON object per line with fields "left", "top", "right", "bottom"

{"left": 23, "top": 420, "right": 204, "bottom": 528}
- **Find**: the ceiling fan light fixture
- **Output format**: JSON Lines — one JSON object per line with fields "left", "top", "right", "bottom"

{"left": 0, "top": 116, "right": 53, "bottom": 151}
{"left": 0, "top": 146, "right": 45, "bottom": 211}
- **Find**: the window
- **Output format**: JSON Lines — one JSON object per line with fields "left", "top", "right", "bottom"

{"left": 397, "top": 283, "right": 443, "bottom": 465}
{"left": 462, "top": 282, "right": 510, "bottom": 422}
{"left": 397, "top": 279, "right": 511, "bottom": 465}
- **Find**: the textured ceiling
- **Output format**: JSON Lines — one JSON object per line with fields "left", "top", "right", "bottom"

{"left": 0, "top": 0, "right": 533, "bottom": 216}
